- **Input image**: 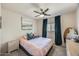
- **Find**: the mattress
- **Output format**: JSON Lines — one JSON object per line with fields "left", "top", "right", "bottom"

{"left": 20, "top": 37, "right": 53, "bottom": 56}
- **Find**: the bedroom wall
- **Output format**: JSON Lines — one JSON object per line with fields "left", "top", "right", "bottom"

{"left": 0, "top": 3, "right": 1, "bottom": 53}
{"left": 61, "top": 11, "right": 76, "bottom": 45}
{"left": 1, "top": 7, "right": 37, "bottom": 52}
{"left": 36, "top": 19, "right": 43, "bottom": 36}
{"left": 76, "top": 6, "right": 79, "bottom": 34}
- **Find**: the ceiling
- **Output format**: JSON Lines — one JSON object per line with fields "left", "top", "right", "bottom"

{"left": 1, "top": 3, "right": 78, "bottom": 19}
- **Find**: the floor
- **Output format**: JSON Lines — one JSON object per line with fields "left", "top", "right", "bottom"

{"left": 0, "top": 45, "right": 67, "bottom": 56}
{"left": 52, "top": 45, "right": 66, "bottom": 56}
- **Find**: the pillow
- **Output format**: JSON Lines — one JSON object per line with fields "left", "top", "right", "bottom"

{"left": 33, "top": 35, "right": 39, "bottom": 38}
{"left": 27, "top": 33, "right": 30, "bottom": 40}
{"left": 27, "top": 33, "right": 40, "bottom": 40}
{"left": 27, "top": 33, "right": 34, "bottom": 40}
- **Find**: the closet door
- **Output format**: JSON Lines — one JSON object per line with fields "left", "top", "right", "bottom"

{"left": 42, "top": 18, "right": 47, "bottom": 37}
{"left": 55, "top": 16, "right": 62, "bottom": 45}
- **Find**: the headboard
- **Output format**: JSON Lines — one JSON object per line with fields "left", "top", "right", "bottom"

{"left": 63, "top": 27, "right": 78, "bottom": 43}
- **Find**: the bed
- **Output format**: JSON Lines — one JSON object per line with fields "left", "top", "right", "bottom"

{"left": 19, "top": 36, "right": 54, "bottom": 56}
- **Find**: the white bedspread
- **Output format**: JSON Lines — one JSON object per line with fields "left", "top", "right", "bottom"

{"left": 29, "top": 37, "right": 51, "bottom": 48}
{"left": 20, "top": 37, "right": 53, "bottom": 56}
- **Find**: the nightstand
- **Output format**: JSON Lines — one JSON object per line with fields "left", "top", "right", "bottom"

{"left": 8, "top": 39, "right": 19, "bottom": 53}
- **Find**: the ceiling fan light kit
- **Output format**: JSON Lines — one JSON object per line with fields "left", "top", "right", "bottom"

{"left": 40, "top": 14, "right": 44, "bottom": 17}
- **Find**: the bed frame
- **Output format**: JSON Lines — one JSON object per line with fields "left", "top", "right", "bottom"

{"left": 19, "top": 44, "right": 54, "bottom": 56}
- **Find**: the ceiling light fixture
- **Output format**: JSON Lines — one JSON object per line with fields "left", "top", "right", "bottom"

{"left": 40, "top": 14, "right": 44, "bottom": 17}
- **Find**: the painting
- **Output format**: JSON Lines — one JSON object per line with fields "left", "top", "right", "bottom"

{"left": 21, "top": 17, "right": 33, "bottom": 30}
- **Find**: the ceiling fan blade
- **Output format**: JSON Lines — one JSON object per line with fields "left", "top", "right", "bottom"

{"left": 44, "top": 13, "right": 51, "bottom": 16}
{"left": 34, "top": 11, "right": 41, "bottom": 14}
{"left": 44, "top": 8, "right": 49, "bottom": 12}
{"left": 35, "top": 15, "right": 40, "bottom": 17}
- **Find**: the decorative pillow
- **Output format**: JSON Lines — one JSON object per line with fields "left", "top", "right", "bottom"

{"left": 33, "top": 35, "right": 39, "bottom": 38}
{"left": 26, "top": 33, "right": 40, "bottom": 40}
{"left": 27, "top": 33, "right": 30, "bottom": 40}
{"left": 27, "top": 33, "right": 34, "bottom": 40}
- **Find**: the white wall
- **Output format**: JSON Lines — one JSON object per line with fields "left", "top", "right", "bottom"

{"left": 0, "top": 3, "right": 1, "bottom": 16}
{"left": 36, "top": 19, "right": 43, "bottom": 36}
{"left": 0, "top": 3, "right": 1, "bottom": 53}
{"left": 2, "top": 8, "right": 37, "bottom": 44}
{"left": 61, "top": 11, "right": 76, "bottom": 45}
{"left": 76, "top": 7, "right": 79, "bottom": 34}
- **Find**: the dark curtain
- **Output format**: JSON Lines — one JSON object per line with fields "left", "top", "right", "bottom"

{"left": 55, "top": 16, "right": 62, "bottom": 45}
{"left": 42, "top": 18, "right": 47, "bottom": 37}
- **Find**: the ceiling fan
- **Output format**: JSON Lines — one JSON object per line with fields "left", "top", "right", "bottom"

{"left": 33, "top": 8, "right": 51, "bottom": 17}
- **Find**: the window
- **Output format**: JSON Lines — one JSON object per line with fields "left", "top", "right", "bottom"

{"left": 47, "top": 23, "right": 55, "bottom": 32}
{"left": 51, "top": 24, "right": 55, "bottom": 31}
{"left": 47, "top": 24, "right": 51, "bottom": 31}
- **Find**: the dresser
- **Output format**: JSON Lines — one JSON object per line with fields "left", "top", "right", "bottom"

{"left": 66, "top": 39, "right": 79, "bottom": 56}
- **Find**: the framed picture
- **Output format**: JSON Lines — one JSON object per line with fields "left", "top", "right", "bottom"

{"left": 21, "top": 17, "right": 33, "bottom": 30}
{"left": 0, "top": 16, "right": 2, "bottom": 29}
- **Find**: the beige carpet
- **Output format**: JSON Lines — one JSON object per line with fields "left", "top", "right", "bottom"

{"left": 0, "top": 45, "right": 66, "bottom": 56}
{"left": 52, "top": 46, "right": 66, "bottom": 56}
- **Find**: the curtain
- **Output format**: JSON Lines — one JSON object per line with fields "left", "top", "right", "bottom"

{"left": 55, "top": 16, "right": 62, "bottom": 45}
{"left": 42, "top": 18, "right": 48, "bottom": 37}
